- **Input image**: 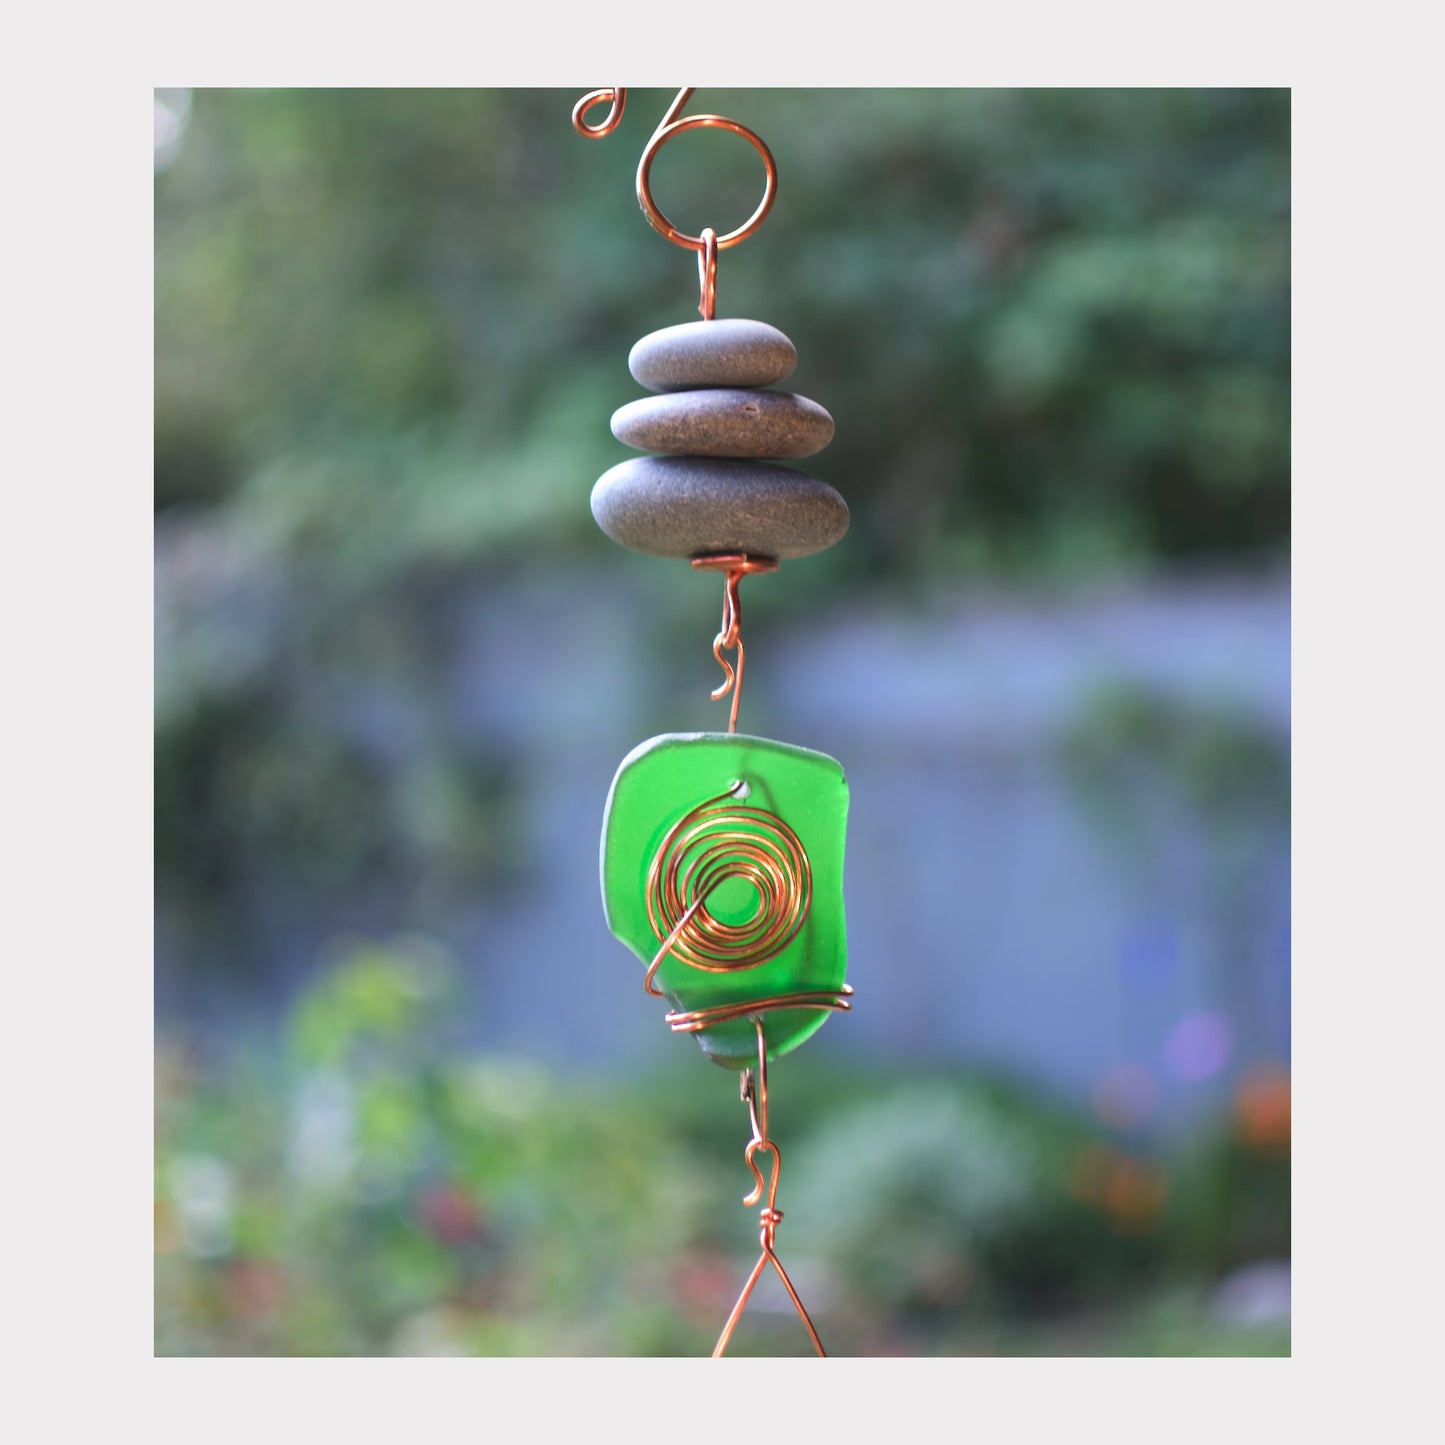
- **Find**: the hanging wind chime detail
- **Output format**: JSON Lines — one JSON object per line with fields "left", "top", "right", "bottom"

{"left": 575, "top": 87, "right": 852, "bottom": 1358}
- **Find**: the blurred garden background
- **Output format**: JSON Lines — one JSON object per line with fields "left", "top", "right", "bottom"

{"left": 153, "top": 87, "right": 1290, "bottom": 1356}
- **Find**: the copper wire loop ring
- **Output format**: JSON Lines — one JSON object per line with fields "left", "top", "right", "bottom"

{"left": 572, "top": 89, "right": 778, "bottom": 253}
{"left": 636, "top": 111, "right": 778, "bottom": 251}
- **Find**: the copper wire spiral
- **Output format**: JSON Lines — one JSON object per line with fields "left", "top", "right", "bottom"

{"left": 643, "top": 782, "right": 852, "bottom": 1035}
{"left": 644, "top": 781, "right": 810, "bottom": 988}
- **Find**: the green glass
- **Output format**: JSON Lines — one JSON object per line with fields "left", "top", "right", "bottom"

{"left": 601, "top": 732, "right": 849, "bottom": 1068}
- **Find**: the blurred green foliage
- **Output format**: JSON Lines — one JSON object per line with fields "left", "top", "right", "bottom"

{"left": 156, "top": 88, "right": 1288, "bottom": 575}
{"left": 156, "top": 943, "right": 1289, "bottom": 1356}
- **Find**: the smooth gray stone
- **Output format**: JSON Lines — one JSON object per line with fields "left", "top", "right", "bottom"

{"left": 611, "top": 388, "right": 834, "bottom": 459}
{"left": 629, "top": 319, "right": 797, "bottom": 393}
{"left": 591, "top": 456, "right": 849, "bottom": 560}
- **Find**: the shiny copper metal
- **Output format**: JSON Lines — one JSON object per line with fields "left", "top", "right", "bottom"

{"left": 631, "top": 752, "right": 845, "bottom": 1358}
{"left": 665, "top": 986, "right": 854, "bottom": 1034}
{"left": 690, "top": 554, "right": 778, "bottom": 733}
{"left": 572, "top": 88, "right": 779, "bottom": 312}
{"left": 698, "top": 226, "right": 718, "bottom": 320}
{"left": 636, "top": 90, "right": 779, "bottom": 252}
{"left": 641, "top": 776, "right": 852, "bottom": 1034}
{"left": 711, "top": 1020, "right": 827, "bottom": 1358}
{"left": 571, "top": 87, "right": 626, "bottom": 138}
{"left": 643, "top": 779, "right": 810, "bottom": 995}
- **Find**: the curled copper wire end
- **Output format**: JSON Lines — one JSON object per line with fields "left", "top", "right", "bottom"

{"left": 690, "top": 553, "right": 778, "bottom": 733}
{"left": 571, "top": 87, "right": 626, "bottom": 138}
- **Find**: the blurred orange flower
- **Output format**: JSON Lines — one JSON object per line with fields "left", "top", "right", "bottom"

{"left": 1236, "top": 1067, "right": 1290, "bottom": 1152}
{"left": 1068, "top": 1144, "right": 1169, "bottom": 1232}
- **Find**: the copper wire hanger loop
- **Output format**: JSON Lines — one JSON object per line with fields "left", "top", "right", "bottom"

{"left": 574, "top": 87, "right": 825, "bottom": 1359}
{"left": 572, "top": 88, "right": 777, "bottom": 320}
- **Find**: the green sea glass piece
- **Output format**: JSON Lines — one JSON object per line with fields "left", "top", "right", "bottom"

{"left": 601, "top": 732, "right": 850, "bottom": 1068}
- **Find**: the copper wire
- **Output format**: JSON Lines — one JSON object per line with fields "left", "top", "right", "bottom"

{"left": 697, "top": 226, "right": 718, "bottom": 321}
{"left": 690, "top": 554, "right": 778, "bottom": 733}
{"left": 711, "top": 1019, "right": 827, "bottom": 1358}
{"left": 665, "top": 986, "right": 854, "bottom": 1034}
{"left": 643, "top": 781, "right": 810, "bottom": 996}
{"left": 642, "top": 778, "right": 852, "bottom": 1037}
{"left": 572, "top": 88, "right": 778, "bottom": 318}
{"left": 571, "top": 87, "right": 626, "bottom": 137}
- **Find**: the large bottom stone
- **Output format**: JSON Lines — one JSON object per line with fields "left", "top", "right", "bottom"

{"left": 590, "top": 456, "right": 850, "bottom": 560}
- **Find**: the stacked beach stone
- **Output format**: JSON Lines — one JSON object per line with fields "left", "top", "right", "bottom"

{"left": 591, "top": 319, "right": 850, "bottom": 561}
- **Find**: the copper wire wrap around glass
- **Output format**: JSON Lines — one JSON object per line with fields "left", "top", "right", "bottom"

{"left": 572, "top": 88, "right": 778, "bottom": 320}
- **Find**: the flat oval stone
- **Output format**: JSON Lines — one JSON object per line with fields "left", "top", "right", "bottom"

{"left": 629, "top": 319, "right": 797, "bottom": 392}
{"left": 611, "top": 389, "right": 834, "bottom": 459}
{"left": 591, "top": 456, "right": 849, "bottom": 560}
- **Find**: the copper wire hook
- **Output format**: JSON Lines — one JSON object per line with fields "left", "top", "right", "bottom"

{"left": 741, "top": 1055, "right": 767, "bottom": 1146}
{"left": 743, "top": 1139, "right": 781, "bottom": 1213}
{"left": 698, "top": 227, "right": 718, "bottom": 320}
{"left": 690, "top": 554, "right": 778, "bottom": 733}
{"left": 714, "top": 568, "right": 745, "bottom": 730}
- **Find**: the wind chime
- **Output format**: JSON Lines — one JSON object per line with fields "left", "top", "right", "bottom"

{"left": 574, "top": 87, "right": 852, "bottom": 1357}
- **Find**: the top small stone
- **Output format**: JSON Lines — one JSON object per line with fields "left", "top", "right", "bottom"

{"left": 629, "top": 318, "right": 797, "bottom": 393}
